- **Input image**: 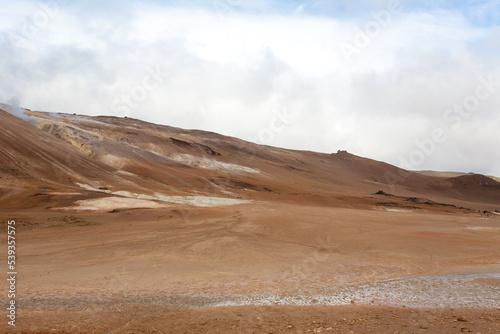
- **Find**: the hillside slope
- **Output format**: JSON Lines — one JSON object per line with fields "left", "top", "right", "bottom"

{"left": 1, "top": 104, "right": 499, "bottom": 211}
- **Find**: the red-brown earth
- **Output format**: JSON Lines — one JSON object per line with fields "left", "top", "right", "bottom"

{"left": 1, "top": 104, "right": 499, "bottom": 333}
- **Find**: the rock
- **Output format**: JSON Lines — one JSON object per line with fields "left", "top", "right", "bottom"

{"left": 457, "top": 316, "right": 468, "bottom": 322}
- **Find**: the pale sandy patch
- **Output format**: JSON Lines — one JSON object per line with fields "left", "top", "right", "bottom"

{"left": 62, "top": 197, "right": 165, "bottom": 211}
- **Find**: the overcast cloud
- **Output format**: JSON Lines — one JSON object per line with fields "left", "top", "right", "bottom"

{"left": 1, "top": 0, "right": 499, "bottom": 176}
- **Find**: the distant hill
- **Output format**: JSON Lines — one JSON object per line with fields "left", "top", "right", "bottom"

{"left": 416, "top": 170, "right": 500, "bottom": 183}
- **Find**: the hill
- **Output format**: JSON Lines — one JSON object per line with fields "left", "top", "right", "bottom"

{"left": 1, "top": 104, "right": 499, "bottom": 212}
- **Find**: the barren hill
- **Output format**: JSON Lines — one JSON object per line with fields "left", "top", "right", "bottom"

{"left": 1, "top": 104, "right": 499, "bottom": 212}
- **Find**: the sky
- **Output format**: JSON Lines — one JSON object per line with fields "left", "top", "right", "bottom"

{"left": 1, "top": 0, "right": 499, "bottom": 176}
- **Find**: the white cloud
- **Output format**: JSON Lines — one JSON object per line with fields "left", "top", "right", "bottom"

{"left": 0, "top": 0, "right": 499, "bottom": 176}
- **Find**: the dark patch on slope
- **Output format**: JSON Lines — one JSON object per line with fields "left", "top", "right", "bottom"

{"left": 170, "top": 137, "right": 220, "bottom": 156}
